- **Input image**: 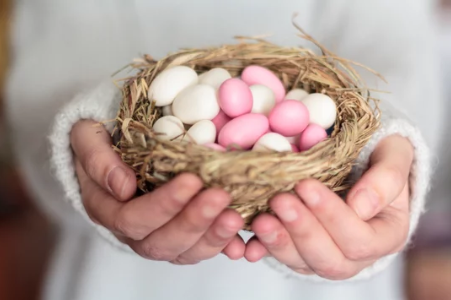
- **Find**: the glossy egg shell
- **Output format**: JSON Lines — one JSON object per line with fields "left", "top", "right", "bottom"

{"left": 269, "top": 100, "right": 309, "bottom": 136}
{"left": 218, "top": 113, "right": 269, "bottom": 149}
{"left": 241, "top": 65, "right": 286, "bottom": 103}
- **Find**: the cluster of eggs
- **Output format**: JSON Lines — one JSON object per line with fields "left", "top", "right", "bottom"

{"left": 149, "top": 65, "right": 337, "bottom": 152}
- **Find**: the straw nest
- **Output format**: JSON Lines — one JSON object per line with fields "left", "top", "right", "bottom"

{"left": 113, "top": 25, "right": 381, "bottom": 230}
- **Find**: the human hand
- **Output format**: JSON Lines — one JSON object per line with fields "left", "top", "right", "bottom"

{"left": 70, "top": 120, "right": 245, "bottom": 264}
{"left": 245, "top": 135, "right": 413, "bottom": 280}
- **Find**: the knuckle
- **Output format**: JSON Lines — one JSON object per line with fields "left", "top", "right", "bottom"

{"left": 138, "top": 244, "right": 174, "bottom": 261}
{"left": 170, "top": 256, "right": 200, "bottom": 266}
{"left": 267, "top": 231, "right": 290, "bottom": 249}
{"left": 182, "top": 212, "right": 207, "bottom": 234}
{"left": 84, "top": 149, "right": 109, "bottom": 179}
{"left": 383, "top": 165, "right": 405, "bottom": 191}
{"left": 114, "top": 208, "right": 148, "bottom": 240}
{"left": 343, "top": 242, "right": 374, "bottom": 261}
{"left": 315, "top": 261, "right": 355, "bottom": 280}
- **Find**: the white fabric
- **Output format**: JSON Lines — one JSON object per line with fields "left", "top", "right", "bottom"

{"left": 49, "top": 79, "right": 430, "bottom": 282}
{"left": 5, "top": 0, "right": 442, "bottom": 299}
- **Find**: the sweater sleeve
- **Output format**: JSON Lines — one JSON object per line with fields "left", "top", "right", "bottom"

{"left": 262, "top": 101, "right": 431, "bottom": 282}
{"left": 49, "top": 79, "right": 134, "bottom": 253}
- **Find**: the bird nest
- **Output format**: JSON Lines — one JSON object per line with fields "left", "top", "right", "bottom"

{"left": 113, "top": 26, "right": 381, "bottom": 230}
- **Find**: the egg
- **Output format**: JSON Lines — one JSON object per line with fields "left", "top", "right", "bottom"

{"left": 269, "top": 100, "right": 309, "bottom": 136}
{"left": 211, "top": 110, "right": 232, "bottom": 133}
{"left": 250, "top": 85, "right": 276, "bottom": 115}
{"left": 203, "top": 143, "right": 226, "bottom": 151}
{"left": 198, "top": 68, "right": 232, "bottom": 89}
{"left": 172, "top": 84, "right": 220, "bottom": 124}
{"left": 253, "top": 133, "right": 292, "bottom": 152}
{"left": 183, "top": 120, "right": 216, "bottom": 144}
{"left": 241, "top": 66, "right": 286, "bottom": 102}
{"left": 286, "top": 88, "right": 309, "bottom": 101}
{"left": 218, "top": 78, "right": 253, "bottom": 118}
{"left": 148, "top": 66, "right": 198, "bottom": 107}
{"left": 218, "top": 113, "right": 269, "bottom": 149}
{"left": 162, "top": 105, "right": 173, "bottom": 116}
{"left": 301, "top": 93, "right": 337, "bottom": 129}
{"left": 299, "top": 124, "right": 328, "bottom": 151}
{"left": 291, "top": 144, "right": 299, "bottom": 152}
{"left": 152, "top": 116, "right": 184, "bottom": 141}
{"left": 285, "top": 135, "right": 300, "bottom": 145}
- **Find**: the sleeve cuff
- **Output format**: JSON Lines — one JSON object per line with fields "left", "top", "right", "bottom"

{"left": 262, "top": 110, "right": 431, "bottom": 282}
{"left": 49, "top": 79, "right": 134, "bottom": 253}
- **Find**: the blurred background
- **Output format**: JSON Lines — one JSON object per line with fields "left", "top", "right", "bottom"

{"left": 0, "top": 0, "right": 450, "bottom": 300}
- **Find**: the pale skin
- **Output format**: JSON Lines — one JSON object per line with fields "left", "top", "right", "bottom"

{"left": 71, "top": 120, "right": 413, "bottom": 280}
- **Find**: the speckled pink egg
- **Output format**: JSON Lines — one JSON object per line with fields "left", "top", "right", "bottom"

{"left": 211, "top": 110, "right": 231, "bottom": 133}
{"left": 291, "top": 144, "right": 299, "bottom": 152}
{"left": 218, "top": 113, "right": 269, "bottom": 149}
{"left": 241, "top": 66, "right": 286, "bottom": 103}
{"left": 203, "top": 143, "right": 226, "bottom": 151}
{"left": 269, "top": 100, "right": 309, "bottom": 136}
{"left": 299, "top": 124, "right": 328, "bottom": 151}
{"left": 218, "top": 78, "right": 253, "bottom": 118}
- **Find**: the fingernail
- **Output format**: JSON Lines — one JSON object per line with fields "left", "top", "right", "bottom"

{"left": 278, "top": 208, "right": 298, "bottom": 222}
{"left": 107, "top": 167, "right": 129, "bottom": 198}
{"left": 302, "top": 189, "right": 321, "bottom": 206}
{"left": 216, "top": 227, "right": 234, "bottom": 239}
{"left": 353, "top": 188, "right": 379, "bottom": 220}
{"left": 260, "top": 232, "right": 277, "bottom": 244}
{"left": 202, "top": 206, "right": 218, "bottom": 218}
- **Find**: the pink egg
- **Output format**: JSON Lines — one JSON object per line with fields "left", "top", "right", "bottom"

{"left": 218, "top": 113, "right": 269, "bottom": 149}
{"left": 203, "top": 143, "right": 226, "bottom": 151}
{"left": 218, "top": 78, "right": 253, "bottom": 118}
{"left": 211, "top": 110, "right": 232, "bottom": 133}
{"left": 241, "top": 66, "right": 286, "bottom": 103}
{"left": 291, "top": 144, "right": 299, "bottom": 152}
{"left": 269, "top": 100, "right": 309, "bottom": 136}
{"left": 299, "top": 124, "right": 328, "bottom": 151}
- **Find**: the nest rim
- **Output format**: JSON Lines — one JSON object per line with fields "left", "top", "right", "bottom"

{"left": 113, "top": 25, "right": 382, "bottom": 229}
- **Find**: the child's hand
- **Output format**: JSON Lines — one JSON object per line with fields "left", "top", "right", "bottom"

{"left": 246, "top": 135, "right": 413, "bottom": 280}
{"left": 70, "top": 120, "right": 245, "bottom": 264}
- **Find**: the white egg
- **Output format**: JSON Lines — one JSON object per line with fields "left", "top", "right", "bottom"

{"left": 253, "top": 132, "right": 292, "bottom": 152}
{"left": 152, "top": 116, "right": 184, "bottom": 141}
{"left": 286, "top": 88, "right": 309, "bottom": 101}
{"left": 285, "top": 135, "right": 300, "bottom": 144}
{"left": 301, "top": 93, "right": 337, "bottom": 129}
{"left": 162, "top": 105, "right": 173, "bottom": 116}
{"left": 183, "top": 120, "right": 217, "bottom": 144}
{"left": 198, "top": 68, "right": 232, "bottom": 89}
{"left": 250, "top": 85, "right": 276, "bottom": 116}
{"left": 172, "top": 84, "right": 220, "bottom": 125}
{"left": 148, "top": 66, "right": 198, "bottom": 107}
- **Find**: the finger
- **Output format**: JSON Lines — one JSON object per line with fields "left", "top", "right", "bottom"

{"left": 76, "top": 159, "right": 123, "bottom": 227}
{"left": 111, "top": 173, "right": 203, "bottom": 240}
{"left": 71, "top": 120, "right": 136, "bottom": 201}
{"left": 270, "top": 193, "right": 366, "bottom": 279}
{"left": 252, "top": 213, "right": 313, "bottom": 274}
{"left": 83, "top": 172, "right": 203, "bottom": 240}
{"left": 296, "top": 180, "right": 407, "bottom": 262}
{"left": 174, "top": 209, "right": 244, "bottom": 264}
{"left": 244, "top": 237, "right": 268, "bottom": 263}
{"left": 347, "top": 135, "right": 413, "bottom": 220}
{"left": 222, "top": 235, "right": 246, "bottom": 260}
{"left": 131, "top": 188, "right": 232, "bottom": 261}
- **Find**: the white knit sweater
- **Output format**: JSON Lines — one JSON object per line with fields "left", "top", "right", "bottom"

{"left": 6, "top": 0, "right": 442, "bottom": 299}
{"left": 49, "top": 79, "right": 430, "bottom": 283}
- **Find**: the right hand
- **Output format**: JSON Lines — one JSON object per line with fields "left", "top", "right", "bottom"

{"left": 70, "top": 120, "right": 245, "bottom": 264}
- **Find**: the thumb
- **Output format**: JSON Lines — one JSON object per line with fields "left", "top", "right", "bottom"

{"left": 347, "top": 135, "right": 413, "bottom": 221}
{"left": 71, "top": 120, "right": 136, "bottom": 201}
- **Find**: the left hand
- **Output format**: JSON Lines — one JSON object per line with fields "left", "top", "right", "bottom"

{"left": 245, "top": 135, "right": 414, "bottom": 280}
